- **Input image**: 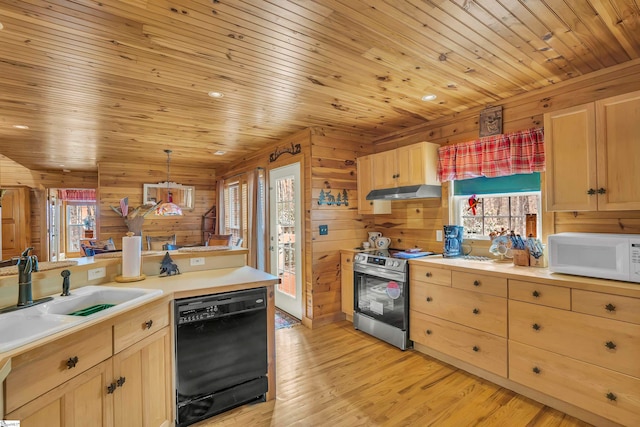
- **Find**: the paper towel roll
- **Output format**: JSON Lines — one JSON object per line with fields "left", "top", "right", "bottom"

{"left": 122, "top": 235, "right": 142, "bottom": 278}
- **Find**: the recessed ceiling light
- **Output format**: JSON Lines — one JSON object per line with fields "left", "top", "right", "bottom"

{"left": 13, "top": 124, "right": 29, "bottom": 129}
{"left": 0, "top": 22, "right": 4, "bottom": 30}
{"left": 208, "top": 91, "right": 224, "bottom": 98}
{"left": 421, "top": 94, "right": 437, "bottom": 101}
{"left": 214, "top": 150, "right": 226, "bottom": 155}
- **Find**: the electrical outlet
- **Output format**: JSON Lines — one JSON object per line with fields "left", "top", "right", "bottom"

{"left": 436, "top": 230, "right": 443, "bottom": 242}
{"left": 190, "top": 257, "right": 205, "bottom": 266}
{"left": 88, "top": 267, "right": 106, "bottom": 281}
{"left": 319, "top": 225, "right": 328, "bottom": 235}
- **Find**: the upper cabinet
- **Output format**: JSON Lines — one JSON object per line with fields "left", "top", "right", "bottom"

{"left": 372, "top": 142, "right": 440, "bottom": 190}
{"left": 357, "top": 154, "right": 391, "bottom": 215}
{"left": 545, "top": 90, "right": 640, "bottom": 211}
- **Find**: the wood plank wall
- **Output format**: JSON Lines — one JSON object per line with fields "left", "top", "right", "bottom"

{"left": 1, "top": 154, "right": 98, "bottom": 259}
{"left": 97, "top": 162, "right": 215, "bottom": 248}
{"left": 309, "top": 128, "right": 374, "bottom": 326}
{"left": 369, "top": 59, "right": 640, "bottom": 254}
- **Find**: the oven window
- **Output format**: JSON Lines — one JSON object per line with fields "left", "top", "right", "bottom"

{"left": 355, "top": 273, "right": 407, "bottom": 329}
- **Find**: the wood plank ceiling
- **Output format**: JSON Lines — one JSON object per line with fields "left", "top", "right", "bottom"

{"left": 0, "top": 0, "right": 639, "bottom": 172}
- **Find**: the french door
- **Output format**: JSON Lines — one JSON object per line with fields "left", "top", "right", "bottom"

{"left": 269, "top": 163, "right": 302, "bottom": 319}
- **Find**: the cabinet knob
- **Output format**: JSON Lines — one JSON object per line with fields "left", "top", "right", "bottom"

{"left": 425, "top": 329, "right": 432, "bottom": 335}
{"left": 597, "top": 187, "right": 607, "bottom": 194}
{"left": 532, "top": 290, "right": 540, "bottom": 298}
{"left": 606, "top": 392, "right": 617, "bottom": 401}
{"left": 605, "top": 303, "right": 616, "bottom": 312}
{"left": 472, "top": 308, "right": 480, "bottom": 315}
{"left": 532, "top": 366, "right": 541, "bottom": 374}
{"left": 66, "top": 356, "right": 79, "bottom": 369}
{"left": 117, "top": 376, "right": 126, "bottom": 387}
{"left": 473, "top": 280, "right": 480, "bottom": 287}
{"left": 145, "top": 319, "right": 154, "bottom": 329}
{"left": 107, "top": 382, "right": 117, "bottom": 394}
{"left": 425, "top": 272, "right": 432, "bottom": 277}
{"left": 472, "top": 346, "right": 479, "bottom": 352}
{"left": 426, "top": 296, "right": 433, "bottom": 302}
{"left": 605, "top": 341, "right": 617, "bottom": 350}
{"left": 532, "top": 323, "right": 541, "bottom": 331}
{"left": 587, "top": 188, "right": 596, "bottom": 195}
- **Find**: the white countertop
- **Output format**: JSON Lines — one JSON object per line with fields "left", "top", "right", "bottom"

{"left": 410, "top": 255, "right": 640, "bottom": 298}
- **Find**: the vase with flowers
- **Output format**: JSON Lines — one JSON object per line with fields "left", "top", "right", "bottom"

{"left": 110, "top": 197, "right": 160, "bottom": 236}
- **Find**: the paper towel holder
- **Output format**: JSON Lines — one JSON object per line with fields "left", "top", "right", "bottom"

{"left": 115, "top": 232, "right": 147, "bottom": 283}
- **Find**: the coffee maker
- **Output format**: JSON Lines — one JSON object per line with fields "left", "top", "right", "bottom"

{"left": 443, "top": 225, "right": 464, "bottom": 258}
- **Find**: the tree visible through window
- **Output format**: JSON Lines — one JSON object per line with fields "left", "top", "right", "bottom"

{"left": 454, "top": 193, "right": 540, "bottom": 238}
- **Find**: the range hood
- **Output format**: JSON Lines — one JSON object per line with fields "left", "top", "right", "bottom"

{"left": 366, "top": 185, "right": 442, "bottom": 200}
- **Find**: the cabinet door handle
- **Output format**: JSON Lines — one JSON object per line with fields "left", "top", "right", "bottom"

{"left": 473, "top": 280, "right": 480, "bottom": 287}
{"left": 145, "top": 320, "right": 154, "bottom": 329}
{"left": 107, "top": 382, "right": 117, "bottom": 394}
{"left": 116, "top": 376, "right": 126, "bottom": 387}
{"left": 425, "top": 272, "right": 432, "bottom": 277}
{"left": 472, "top": 308, "right": 480, "bottom": 315}
{"left": 425, "top": 329, "right": 432, "bottom": 335}
{"left": 605, "top": 341, "right": 617, "bottom": 350}
{"left": 66, "top": 356, "right": 79, "bottom": 369}
{"left": 532, "top": 290, "right": 540, "bottom": 298}
{"left": 426, "top": 297, "right": 432, "bottom": 302}
{"left": 532, "top": 366, "right": 541, "bottom": 374}
{"left": 605, "top": 303, "right": 616, "bottom": 312}
{"left": 472, "top": 346, "right": 479, "bottom": 352}
{"left": 587, "top": 188, "right": 596, "bottom": 195}
{"left": 597, "top": 188, "right": 606, "bottom": 194}
{"left": 532, "top": 323, "right": 541, "bottom": 331}
{"left": 606, "top": 392, "right": 617, "bottom": 401}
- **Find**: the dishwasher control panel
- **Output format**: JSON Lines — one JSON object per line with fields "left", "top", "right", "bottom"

{"left": 175, "top": 287, "right": 267, "bottom": 325}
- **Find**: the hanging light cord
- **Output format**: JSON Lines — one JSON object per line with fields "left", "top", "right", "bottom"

{"left": 165, "top": 149, "right": 172, "bottom": 202}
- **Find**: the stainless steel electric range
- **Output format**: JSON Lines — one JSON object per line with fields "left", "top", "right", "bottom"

{"left": 353, "top": 249, "right": 435, "bottom": 350}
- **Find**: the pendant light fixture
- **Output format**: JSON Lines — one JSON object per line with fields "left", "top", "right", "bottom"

{"left": 155, "top": 149, "right": 183, "bottom": 216}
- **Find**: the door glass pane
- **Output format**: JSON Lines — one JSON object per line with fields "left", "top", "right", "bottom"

{"left": 67, "top": 204, "right": 95, "bottom": 252}
{"left": 276, "top": 176, "right": 296, "bottom": 298}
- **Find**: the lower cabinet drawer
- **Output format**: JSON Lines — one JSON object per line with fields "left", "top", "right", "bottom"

{"left": 509, "top": 300, "right": 640, "bottom": 378}
{"left": 452, "top": 271, "right": 507, "bottom": 297}
{"left": 508, "top": 279, "right": 571, "bottom": 310}
{"left": 5, "top": 323, "right": 112, "bottom": 413}
{"left": 113, "top": 298, "right": 169, "bottom": 353}
{"left": 410, "top": 264, "right": 451, "bottom": 287}
{"left": 509, "top": 341, "right": 640, "bottom": 427}
{"left": 410, "top": 310, "right": 507, "bottom": 377}
{"left": 572, "top": 289, "right": 640, "bottom": 325}
{"left": 411, "top": 283, "right": 507, "bottom": 337}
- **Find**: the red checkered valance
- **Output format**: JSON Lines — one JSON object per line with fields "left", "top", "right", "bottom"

{"left": 437, "top": 127, "right": 545, "bottom": 182}
{"left": 57, "top": 189, "right": 96, "bottom": 201}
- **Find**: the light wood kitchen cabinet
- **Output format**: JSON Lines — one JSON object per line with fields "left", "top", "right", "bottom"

{"left": 545, "top": 90, "right": 640, "bottom": 211}
{"left": 1, "top": 187, "right": 31, "bottom": 259}
{"left": 409, "top": 266, "right": 508, "bottom": 377}
{"left": 509, "top": 299, "right": 640, "bottom": 377}
{"left": 371, "top": 142, "right": 440, "bottom": 190}
{"left": 341, "top": 252, "right": 354, "bottom": 318}
{"left": 6, "top": 359, "right": 113, "bottom": 427}
{"left": 356, "top": 154, "right": 391, "bottom": 215}
{"left": 410, "top": 311, "right": 507, "bottom": 377}
{"left": 412, "top": 283, "right": 507, "bottom": 337}
{"left": 113, "top": 327, "right": 171, "bottom": 427}
{"left": 4, "top": 298, "right": 172, "bottom": 426}
{"left": 510, "top": 341, "right": 640, "bottom": 427}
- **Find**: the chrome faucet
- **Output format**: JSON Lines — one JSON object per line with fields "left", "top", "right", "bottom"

{"left": 61, "top": 269, "right": 71, "bottom": 296}
{"left": 17, "top": 247, "right": 38, "bottom": 306}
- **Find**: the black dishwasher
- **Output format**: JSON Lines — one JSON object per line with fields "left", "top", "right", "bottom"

{"left": 174, "top": 287, "right": 268, "bottom": 427}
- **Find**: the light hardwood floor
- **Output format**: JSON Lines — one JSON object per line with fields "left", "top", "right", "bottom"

{"left": 197, "top": 321, "right": 592, "bottom": 427}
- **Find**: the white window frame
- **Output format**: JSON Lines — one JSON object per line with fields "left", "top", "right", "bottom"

{"left": 451, "top": 190, "right": 542, "bottom": 241}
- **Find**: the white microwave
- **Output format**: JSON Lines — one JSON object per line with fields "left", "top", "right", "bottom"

{"left": 548, "top": 232, "right": 640, "bottom": 283}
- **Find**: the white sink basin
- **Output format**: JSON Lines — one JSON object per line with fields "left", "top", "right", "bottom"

{"left": 0, "top": 286, "right": 162, "bottom": 353}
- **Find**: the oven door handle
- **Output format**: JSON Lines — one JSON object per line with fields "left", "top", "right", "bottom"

{"left": 353, "top": 266, "right": 406, "bottom": 282}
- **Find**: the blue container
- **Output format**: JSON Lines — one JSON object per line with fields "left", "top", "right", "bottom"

{"left": 443, "top": 225, "right": 464, "bottom": 258}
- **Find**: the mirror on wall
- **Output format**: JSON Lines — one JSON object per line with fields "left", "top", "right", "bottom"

{"left": 143, "top": 182, "right": 195, "bottom": 211}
